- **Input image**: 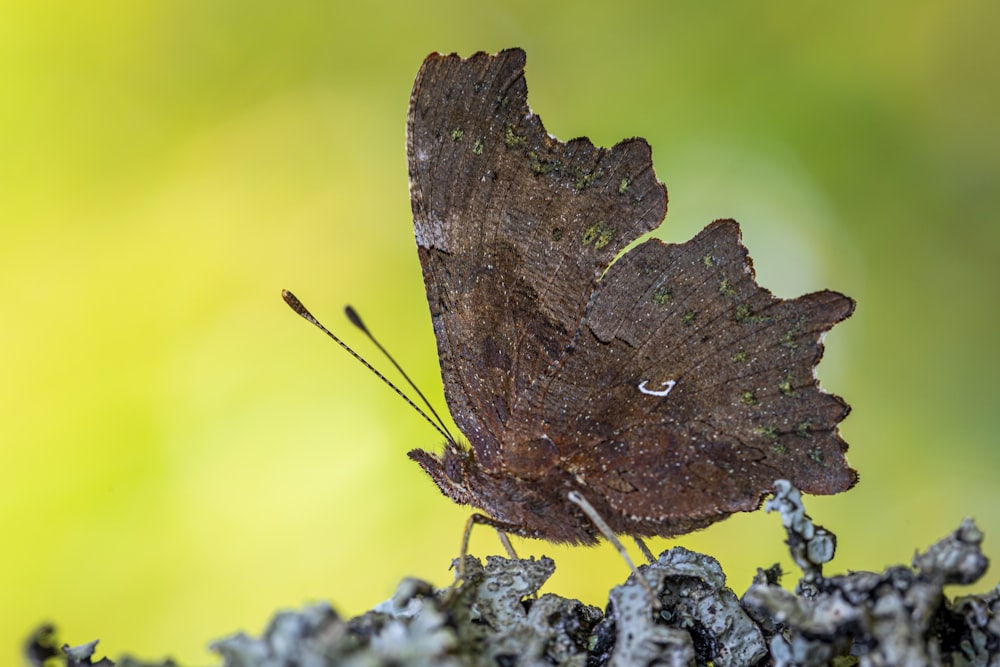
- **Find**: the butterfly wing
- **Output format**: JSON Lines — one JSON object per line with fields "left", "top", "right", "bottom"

{"left": 407, "top": 49, "right": 855, "bottom": 541}
{"left": 407, "top": 49, "right": 667, "bottom": 467}
{"left": 528, "top": 220, "right": 856, "bottom": 534}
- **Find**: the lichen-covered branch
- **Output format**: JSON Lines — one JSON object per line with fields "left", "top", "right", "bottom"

{"left": 29, "top": 482, "right": 999, "bottom": 667}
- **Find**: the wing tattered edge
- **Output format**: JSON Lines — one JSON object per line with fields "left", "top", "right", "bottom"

{"left": 527, "top": 220, "right": 855, "bottom": 531}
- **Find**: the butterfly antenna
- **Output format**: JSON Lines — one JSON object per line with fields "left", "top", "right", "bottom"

{"left": 343, "top": 304, "right": 456, "bottom": 443}
{"left": 282, "top": 290, "right": 455, "bottom": 444}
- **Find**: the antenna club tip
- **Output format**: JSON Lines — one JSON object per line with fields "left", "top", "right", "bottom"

{"left": 344, "top": 305, "right": 365, "bottom": 330}
{"left": 282, "top": 289, "right": 312, "bottom": 319}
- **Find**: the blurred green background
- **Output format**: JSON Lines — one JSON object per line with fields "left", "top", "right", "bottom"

{"left": 3, "top": 1, "right": 998, "bottom": 664}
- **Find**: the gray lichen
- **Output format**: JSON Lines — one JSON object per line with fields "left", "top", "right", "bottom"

{"left": 596, "top": 547, "right": 766, "bottom": 666}
{"left": 745, "top": 514, "right": 994, "bottom": 667}
{"left": 28, "top": 481, "right": 1000, "bottom": 667}
{"left": 764, "top": 478, "right": 839, "bottom": 595}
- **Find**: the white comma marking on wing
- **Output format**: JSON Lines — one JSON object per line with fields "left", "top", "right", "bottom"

{"left": 637, "top": 379, "right": 677, "bottom": 397}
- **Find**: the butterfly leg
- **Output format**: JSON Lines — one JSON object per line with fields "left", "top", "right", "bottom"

{"left": 450, "top": 513, "right": 524, "bottom": 592}
{"left": 634, "top": 537, "right": 657, "bottom": 564}
{"left": 494, "top": 529, "right": 539, "bottom": 600}
{"left": 455, "top": 513, "right": 483, "bottom": 584}
{"left": 496, "top": 530, "right": 519, "bottom": 560}
{"left": 567, "top": 490, "right": 661, "bottom": 607}
{"left": 442, "top": 514, "right": 525, "bottom": 606}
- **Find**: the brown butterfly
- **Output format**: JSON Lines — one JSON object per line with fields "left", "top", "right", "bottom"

{"left": 404, "top": 48, "right": 855, "bottom": 547}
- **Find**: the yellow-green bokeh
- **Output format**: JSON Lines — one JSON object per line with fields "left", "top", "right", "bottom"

{"left": 3, "top": 2, "right": 999, "bottom": 664}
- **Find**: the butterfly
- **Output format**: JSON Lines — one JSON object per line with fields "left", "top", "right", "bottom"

{"left": 403, "top": 48, "right": 855, "bottom": 547}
